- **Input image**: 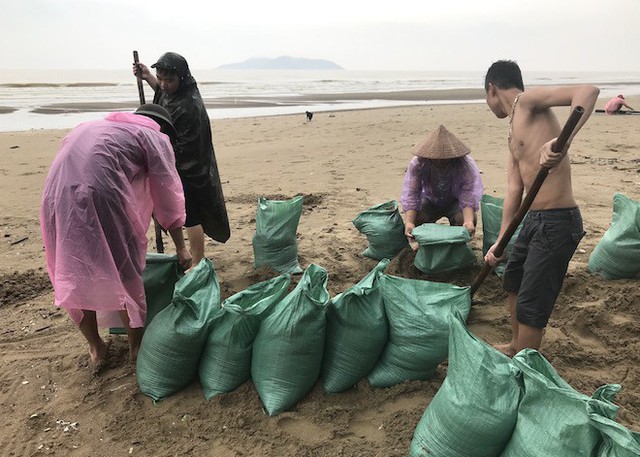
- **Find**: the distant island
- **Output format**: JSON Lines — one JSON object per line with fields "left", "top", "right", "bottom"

{"left": 218, "top": 56, "right": 344, "bottom": 70}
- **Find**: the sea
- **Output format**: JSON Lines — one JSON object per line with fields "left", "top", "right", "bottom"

{"left": 1, "top": 69, "right": 639, "bottom": 132}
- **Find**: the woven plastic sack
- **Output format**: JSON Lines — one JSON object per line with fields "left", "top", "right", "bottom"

{"left": 252, "top": 195, "right": 303, "bottom": 274}
{"left": 368, "top": 274, "right": 471, "bottom": 388}
{"left": 321, "top": 259, "right": 389, "bottom": 393}
{"left": 501, "top": 349, "right": 620, "bottom": 456}
{"left": 251, "top": 264, "right": 330, "bottom": 416}
{"left": 480, "top": 194, "right": 523, "bottom": 278}
{"left": 199, "top": 274, "right": 291, "bottom": 400}
{"left": 352, "top": 200, "right": 408, "bottom": 260}
{"left": 109, "top": 253, "right": 183, "bottom": 334}
{"left": 412, "top": 223, "right": 476, "bottom": 273}
{"left": 588, "top": 193, "right": 640, "bottom": 279}
{"left": 137, "top": 258, "right": 221, "bottom": 401}
{"left": 588, "top": 395, "right": 640, "bottom": 457}
{"left": 410, "top": 312, "right": 521, "bottom": 457}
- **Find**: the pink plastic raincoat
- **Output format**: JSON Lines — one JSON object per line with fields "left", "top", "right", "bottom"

{"left": 40, "top": 112, "right": 185, "bottom": 328}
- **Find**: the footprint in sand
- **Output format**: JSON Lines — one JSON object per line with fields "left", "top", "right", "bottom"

{"left": 276, "top": 416, "right": 332, "bottom": 444}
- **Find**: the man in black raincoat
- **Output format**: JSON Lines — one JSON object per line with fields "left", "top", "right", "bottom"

{"left": 134, "top": 52, "right": 230, "bottom": 266}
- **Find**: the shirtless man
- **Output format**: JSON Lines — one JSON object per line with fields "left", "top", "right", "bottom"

{"left": 483, "top": 60, "right": 599, "bottom": 357}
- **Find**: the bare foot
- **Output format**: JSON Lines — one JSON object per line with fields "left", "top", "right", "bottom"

{"left": 88, "top": 339, "right": 111, "bottom": 376}
{"left": 494, "top": 343, "right": 517, "bottom": 358}
{"left": 89, "top": 338, "right": 108, "bottom": 364}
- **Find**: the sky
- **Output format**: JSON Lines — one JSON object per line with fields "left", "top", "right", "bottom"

{"left": 2, "top": 0, "right": 640, "bottom": 72}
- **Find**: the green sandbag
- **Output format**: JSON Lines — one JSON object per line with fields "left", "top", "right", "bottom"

{"left": 352, "top": 200, "right": 408, "bottom": 260}
{"left": 501, "top": 349, "right": 620, "bottom": 456}
{"left": 588, "top": 193, "right": 640, "bottom": 279}
{"left": 137, "top": 258, "right": 221, "bottom": 401}
{"left": 199, "top": 274, "right": 291, "bottom": 400}
{"left": 321, "top": 259, "right": 389, "bottom": 393}
{"left": 368, "top": 274, "right": 471, "bottom": 388}
{"left": 109, "top": 253, "right": 183, "bottom": 334}
{"left": 252, "top": 195, "right": 304, "bottom": 274}
{"left": 588, "top": 397, "right": 640, "bottom": 457}
{"left": 480, "top": 194, "right": 523, "bottom": 278}
{"left": 251, "top": 264, "right": 330, "bottom": 416}
{"left": 412, "top": 223, "right": 476, "bottom": 273}
{"left": 410, "top": 312, "right": 521, "bottom": 457}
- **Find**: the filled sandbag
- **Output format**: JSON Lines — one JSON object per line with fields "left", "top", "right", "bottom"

{"left": 480, "top": 194, "right": 523, "bottom": 277}
{"left": 410, "top": 312, "right": 521, "bottom": 457}
{"left": 252, "top": 195, "right": 303, "bottom": 274}
{"left": 137, "top": 258, "right": 221, "bottom": 401}
{"left": 588, "top": 193, "right": 640, "bottom": 279}
{"left": 108, "top": 253, "right": 183, "bottom": 334}
{"left": 321, "top": 259, "right": 389, "bottom": 393}
{"left": 352, "top": 200, "right": 408, "bottom": 260}
{"left": 368, "top": 274, "right": 471, "bottom": 388}
{"left": 251, "top": 264, "right": 330, "bottom": 416}
{"left": 501, "top": 349, "right": 620, "bottom": 456}
{"left": 412, "top": 223, "right": 476, "bottom": 273}
{"left": 199, "top": 274, "right": 291, "bottom": 400}
{"left": 588, "top": 397, "right": 640, "bottom": 457}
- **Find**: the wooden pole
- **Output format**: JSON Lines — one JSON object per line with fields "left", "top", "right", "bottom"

{"left": 133, "top": 50, "right": 146, "bottom": 105}
{"left": 133, "top": 50, "right": 164, "bottom": 254}
{"left": 470, "top": 106, "right": 585, "bottom": 297}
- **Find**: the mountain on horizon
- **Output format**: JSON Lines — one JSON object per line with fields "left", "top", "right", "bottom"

{"left": 218, "top": 56, "right": 343, "bottom": 70}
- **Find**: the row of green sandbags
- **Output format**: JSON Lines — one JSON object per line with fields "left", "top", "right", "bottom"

{"left": 136, "top": 258, "right": 472, "bottom": 416}
{"left": 252, "top": 192, "right": 640, "bottom": 279}
{"left": 410, "top": 313, "right": 640, "bottom": 457}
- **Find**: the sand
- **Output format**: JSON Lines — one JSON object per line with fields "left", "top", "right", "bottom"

{"left": 1, "top": 96, "right": 639, "bottom": 456}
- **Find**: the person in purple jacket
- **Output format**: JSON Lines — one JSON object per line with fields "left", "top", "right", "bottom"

{"left": 401, "top": 124, "right": 484, "bottom": 248}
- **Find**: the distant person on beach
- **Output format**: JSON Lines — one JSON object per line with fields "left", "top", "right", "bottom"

{"left": 604, "top": 94, "right": 634, "bottom": 114}
{"left": 483, "top": 59, "right": 599, "bottom": 357}
{"left": 306, "top": 111, "right": 314, "bottom": 122}
{"left": 133, "top": 52, "right": 230, "bottom": 267}
{"left": 401, "top": 124, "right": 483, "bottom": 248}
{"left": 40, "top": 105, "right": 191, "bottom": 369}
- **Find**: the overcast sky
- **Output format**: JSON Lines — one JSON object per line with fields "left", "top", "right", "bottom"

{"left": 3, "top": 0, "right": 639, "bottom": 72}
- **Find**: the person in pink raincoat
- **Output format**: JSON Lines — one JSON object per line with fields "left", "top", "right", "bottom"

{"left": 40, "top": 104, "right": 192, "bottom": 369}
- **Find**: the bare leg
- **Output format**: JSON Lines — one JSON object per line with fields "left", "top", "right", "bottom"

{"left": 515, "top": 323, "right": 544, "bottom": 352}
{"left": 78, "top": 310, "right": 108, "bottom": 364}
{"left": 494, "top": 292, "right": 518, "bottom": 357}
{"left": 119, "top": 310, "right": 144, "bottom": 364}
{"left": 186, "top": 224, "right": 206, "bottom": 269}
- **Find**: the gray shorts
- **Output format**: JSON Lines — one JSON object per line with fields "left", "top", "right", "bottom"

{"left": 502, "top": 207, "right": 585, "bottom": 328}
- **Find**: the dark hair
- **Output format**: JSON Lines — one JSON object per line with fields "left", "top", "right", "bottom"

{"left": 484, "top": 60, "right": 524, "bottom": 92}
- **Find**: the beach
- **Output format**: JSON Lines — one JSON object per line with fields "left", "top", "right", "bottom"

{"left": 1, "top": 95, "right": 639, "bottom": 456}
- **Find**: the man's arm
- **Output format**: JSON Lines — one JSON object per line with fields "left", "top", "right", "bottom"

{"left": 522, "top": 84, "right": 600, "bottom": 146}
{"left": 168, "top": 226, "right": 192, "bottom": 270}
{"left": 133, "top": 63, "right": 159, "bottom": 91}
{"left": 485, "top": 153, "right": 523, "bottom": 266}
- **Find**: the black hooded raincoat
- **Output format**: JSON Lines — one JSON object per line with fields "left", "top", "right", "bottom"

{"left": 152, "top": 52, "right": 230, "bottom": 243}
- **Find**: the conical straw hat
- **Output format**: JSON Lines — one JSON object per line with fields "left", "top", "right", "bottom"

{"left": 411, "top": 125, "right": 470, "bottom": 159}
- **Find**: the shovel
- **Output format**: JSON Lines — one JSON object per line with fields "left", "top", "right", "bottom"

{"left": 134, "top": 50, "right": 165, "bottom": 254}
